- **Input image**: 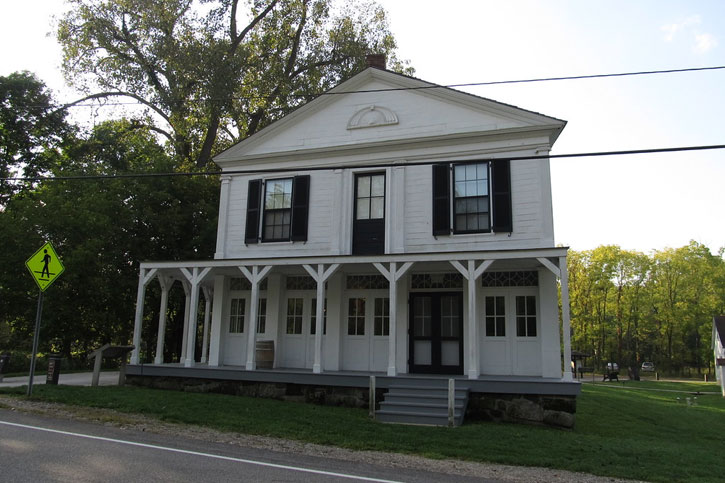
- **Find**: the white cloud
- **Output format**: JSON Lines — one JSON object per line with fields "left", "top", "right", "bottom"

{"left": 694, "top": 33, "right": 718, "bottom": 54}
{"left": 661, "top": 14, "right": 701, "bottom": 41}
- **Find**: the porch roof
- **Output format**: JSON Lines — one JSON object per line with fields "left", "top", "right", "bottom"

{"left": 139, "top": 246, "right": 569, "bottom": 271}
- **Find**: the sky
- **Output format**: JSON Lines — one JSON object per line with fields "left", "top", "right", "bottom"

{"left": 1, "top": 0, "right": 724, "bottom": 254}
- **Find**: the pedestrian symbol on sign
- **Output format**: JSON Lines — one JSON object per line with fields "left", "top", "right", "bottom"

{"left": 26, "top": 242, "right": 64, "bottom": 291}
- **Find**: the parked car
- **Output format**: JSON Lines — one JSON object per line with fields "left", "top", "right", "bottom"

{"left": 641, "top": 361, "right": 655, "bottom": 372}
{"left": 606, "top": 362, "right": 619, "bottom": 371}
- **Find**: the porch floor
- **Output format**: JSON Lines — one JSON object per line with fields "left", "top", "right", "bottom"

{"left": 127, "top": 363, "right": 580, "bottom": 396}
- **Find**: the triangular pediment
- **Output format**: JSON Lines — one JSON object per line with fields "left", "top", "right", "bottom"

{"left": 215, "top": 68, "right": 565, "bottom": 165}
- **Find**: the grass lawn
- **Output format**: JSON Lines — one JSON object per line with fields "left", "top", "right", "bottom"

{"left": 1, "top": 380, "right": 723, "bottom": 482}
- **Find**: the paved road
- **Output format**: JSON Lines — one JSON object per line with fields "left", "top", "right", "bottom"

{"left": 0, "top": 371, "right": 120, "bottom": 388}
{"left": 0, "top": 410, "right": 496, "bottom": 482}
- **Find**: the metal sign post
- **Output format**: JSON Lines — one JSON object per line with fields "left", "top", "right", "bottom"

{"left": 27, "top": 291, "right": 44, "bottom": 396}
{"left": 25, "top": 242, "right": 64, "bottom": 396}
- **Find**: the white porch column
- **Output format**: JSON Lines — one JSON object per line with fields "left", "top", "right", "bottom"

{"left": 180, "top": 280, "right": 191, "bottom": 363}
{"left": 130, "top": 267, "right": 158, "bottom": 365}
{"left": 240, "top": 265, "right": 273, "bottom": 370}
{"left": 200, "top": 286, "right": 213, "bottom": 363}
{"left": 373, "top": 261, "right": 414, "bottom": 376}
{"left": 154, "top": 275, "right": 173, "bottom": 365}
{"left": 303, "top": 263, "right": 341, "bottom": 374}
{"left": 537, "top": 256, "right": 573, "bottom": 381}
{"left": 181, "top": 267, "right": 212, "bottom": 368}
{"left": 451, "top": 259, "right": 493, "bottom": 379}
{"left": 208, "top": 275, "right": 226, "bottom": 367}
{"left": 559, "top": 255, "right": 573, "bottom": 381}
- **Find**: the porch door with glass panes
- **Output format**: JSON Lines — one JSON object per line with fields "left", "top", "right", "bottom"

{"left": 352, "top": 172, "right": 385, "bottom": 255}
{"left": 409, "top": 293, "right": 463, "bottom": 374}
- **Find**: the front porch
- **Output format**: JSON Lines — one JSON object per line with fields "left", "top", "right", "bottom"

{"left": 129, "top": 247, "right": 574, "bottom": 382}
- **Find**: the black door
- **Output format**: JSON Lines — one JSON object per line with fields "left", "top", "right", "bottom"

{"left": 352, "top": 172, "right": 385, "bottom": 255}
{"left": 409, "top": 292, "right": 463, "bottom": 374}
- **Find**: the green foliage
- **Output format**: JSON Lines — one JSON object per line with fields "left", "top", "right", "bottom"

{"left": 0, "top": 119, "right": 218, "bottom": 361}
{"left": 57, "top": 0, "right": 412, "bottom": 167}
{"left": 2, "top": 381, "right": 724, "bottom": 482}
{"left": 569, "top": 243, "right": 725, "bottom": 376}
{"left": 0, "top": 71, "right": 72, "bottom": 204}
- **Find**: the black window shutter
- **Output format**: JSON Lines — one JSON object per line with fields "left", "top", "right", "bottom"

{"left": 432, "top": 164, "right": 450, "bottom": 236}
{"left": 491, "top": 160, "right": 513, "bottom": 233}
{"left": 290, "top": 175, "right": 310, "bottom": 241}
{"left": 245, "top": 179, "right": 262, "bottom": 244}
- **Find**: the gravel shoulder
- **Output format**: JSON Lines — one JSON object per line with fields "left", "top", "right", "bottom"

{"left": 0, "top": 395, "right": 637, "bottom": 483}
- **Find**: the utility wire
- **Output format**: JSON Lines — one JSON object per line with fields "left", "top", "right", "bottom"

{"left": 2, "top": 143, "right": 724, "bottom": 182}
{"left": 58, "top": 65, "right": 725, "bottom": 108}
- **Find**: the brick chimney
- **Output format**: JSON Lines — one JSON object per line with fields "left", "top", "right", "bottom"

{"left": 365, "top": 54, "right": 386, "bottom": 70}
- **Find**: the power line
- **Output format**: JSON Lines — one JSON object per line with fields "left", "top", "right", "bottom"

{"left": 58, "top": 65, "right": 725, "bottom": 108}
{"left": 2, "top": 143, "right": 723, "bottom": 182}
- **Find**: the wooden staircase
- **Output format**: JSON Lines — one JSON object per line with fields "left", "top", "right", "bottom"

{"left": 376, "top": 378, "right": 469, "bottom": 426}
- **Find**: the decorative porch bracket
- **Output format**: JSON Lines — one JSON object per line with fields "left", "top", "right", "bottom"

{"left": 180, "top": 267, "right": 213, "bottom": 368}
{"left": 240, "top": 265, "right": 273, "bottom": 371}
{"left": 303, "top": 263, "right": 341, "bottom": 374}
{"left": 537, "top": 256, "right": 573, "bottom": 381}
{"left": 130, "top": 267, "right": 158, "bottom": 365}
{"left": 451, "top": 259, "right": 494, "bottom": 379}
{"left": 154, "top": 274, "right": 174, "bottom": 365}
{"left": 200, "top": 286, "right": 213, "bottom": 364}
{"left": 373, "top": 261, "right": 414, "bottom": 376}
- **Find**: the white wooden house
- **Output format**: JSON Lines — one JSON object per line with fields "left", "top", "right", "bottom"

{"left": 128, "top": 60, "right": 579, "bottom": 426}
{"left": 713, "top": 316, "right": 725, "bottom": 397}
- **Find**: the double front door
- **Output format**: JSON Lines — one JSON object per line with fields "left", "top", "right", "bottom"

{"left": 409, "top": 292, "right": 463, "bottom": 374}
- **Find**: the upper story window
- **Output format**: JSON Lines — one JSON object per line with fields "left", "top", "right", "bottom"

{"left": 432, "top": 160, "right": 512, "bottom": 236}
{"left": 453, "top": 163, "right": 489, "bottom": 233}
{"left": 356, "top": 173, "right": 385, "bottom": 220}
{"left": 263, "top": 178, "right": 292, "bottom": 241}
{"left": 245, "top": 176, "right": 310, "bottom": 244}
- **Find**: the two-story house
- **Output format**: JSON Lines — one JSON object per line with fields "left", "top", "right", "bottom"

{"left": 128, "top": 59, "right": 580, "bottom": 426}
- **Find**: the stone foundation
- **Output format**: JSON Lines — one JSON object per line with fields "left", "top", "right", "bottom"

{"left": 127, "top": 376, "right": 576, "bottom": 428}
{"left": 127, "top": 375, "right": 384, "bottom": 409}
{"left": 466, "top": 393, "right": 576, "bottom": 429}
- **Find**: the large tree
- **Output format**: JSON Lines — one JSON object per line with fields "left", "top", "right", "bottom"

{"left": 0, "top": 119, "right": 217, "bottom": 361}
{"left": 58, "top": 0, "right": 411, "bottom": 168}
{"left": 0, "top": 72, "right": 71, "bottom": 204}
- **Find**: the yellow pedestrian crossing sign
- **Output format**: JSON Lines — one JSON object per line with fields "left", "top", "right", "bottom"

{"left": 25, "top": 242, "right": 65, "bottom": 291}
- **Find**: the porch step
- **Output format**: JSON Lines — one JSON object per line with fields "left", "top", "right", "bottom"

{"left": 376, "top": 380, "right": 469, "bottom": 426}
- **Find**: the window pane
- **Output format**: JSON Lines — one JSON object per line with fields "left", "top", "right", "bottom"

{"left": 465, "top": 180, "right": 477, "bottom": 197}
{"left": 370, "top": 197, "right": 384, "bottom": 219}
{"left": 356, "top": 199, "right": 370, "bottom": 220}
{"left": 465, "top": 164, "right": 477, "bottom": 179}
{"left": 516, "top": 296, "right": 525, "bottom": 315}
{"left": 478, "top": 197, "right": 489, "bottom": 212}
{"left": 371, "top": 175, "right": 384, "bottom": 196}
{"left": 454, "top": 165, "right": 465, "bottom": 181}
{"left": 496, "top": 296, "right": 505, "bottom": 314}
{"left": 477, "top": 163, "right": 487, "bottom": 180}
{"left": 496, "top": 317, "right": 506, "bottom": 336}
{"left": 527, "top": 317, "right": 537, "bottom": 337}
{"left": 486, "top": 318, "right": 495, "bottom": 336}
{"left": 357, "top": 176, "right": 370, "bottom": 197}
{"left": 454, "top": 181, "right": 466, "bottom": 198}
{"left": 478, "top": 214, "right": 489, "bottom": 230}
{"left": 527, "top": 296, "right": 536, "bottom": 315}
{"left": 485, "top": 296, "right": 493, "bottom": 314}
{"left": 517, "top": 317, "right": 526, "bottom": 337}
{"left": 455, "top": 214, "right": 466, "bottom": 231}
